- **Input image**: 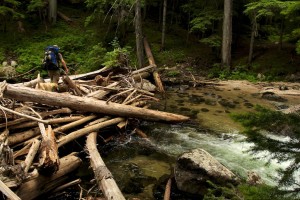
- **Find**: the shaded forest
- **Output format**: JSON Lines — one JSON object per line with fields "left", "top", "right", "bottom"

{"left": 0, "top": 0, "right": 299, "bottom": 82}
{"left": 1, "top": 0, "right": 300, "bottom": 200}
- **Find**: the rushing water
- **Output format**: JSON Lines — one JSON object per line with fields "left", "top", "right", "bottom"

{"left": 99, "top": 83, "right": 298, "bottom": 199}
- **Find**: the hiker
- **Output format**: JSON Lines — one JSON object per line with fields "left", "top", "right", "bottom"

{"left": 42, "top": 45, "right": 69, "bottom": 84}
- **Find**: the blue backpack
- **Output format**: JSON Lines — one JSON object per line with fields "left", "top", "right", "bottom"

{"left": 42, "top": 45, "right": 60, "bottom": 70}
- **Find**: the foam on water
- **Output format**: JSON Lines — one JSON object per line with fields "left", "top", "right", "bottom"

{"left": 148, "top": 124, "right": 290, "bottom": 186}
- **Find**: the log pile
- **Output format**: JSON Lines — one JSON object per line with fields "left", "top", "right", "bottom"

{"left": 0, "top": 64, "right": 189, "bottom": 199}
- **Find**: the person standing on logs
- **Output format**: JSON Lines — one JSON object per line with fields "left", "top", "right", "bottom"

{"left": 42, "top": 45, "right": 69, "bottom": 84}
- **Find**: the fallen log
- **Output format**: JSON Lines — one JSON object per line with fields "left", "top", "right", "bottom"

{"left": 86, "top": 132, "right": 125, "bottom": 200}
{"left": 163, "top": 178, "right": 172, "bottom": 200}
{"left": 57, "top": 11, "right": 73, "bottom": 24}
{"left": 38, "top": 124, "right": 59, "bottom": 175}
{"left": 63, "top": 75, "right": 83, "bottom": 96}
{"left": 23, "top": 139, "right": 41, "bottom": 173}
{"left": 0, "top": 108, "right": 72, "bottom": 129}
{"left": 54, "top": 114, "right": 98, "bottom": 133}
{"left": 144, "top": 37, "right": 165, "bottom": 94}
{"left": 8, "top": 128, "right": 40, "bottom": 146}
{"left": 9, "top": 116, "right": 83, "bottom": 130}
{"left": 0, "top": 180, "right": 21, "bottom": 200}
{"left": 4, "top": 85, "right": 189, "bottom": 122}
{"left": 57, "top": 117, "right": 124, "bottom": 147}
{"left": 16, "top": 154, "right": 82, "bottom": 200}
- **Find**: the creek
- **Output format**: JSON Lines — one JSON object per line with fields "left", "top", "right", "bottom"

{"left": 97, "top": 83, "right": 297, "bottom": 199}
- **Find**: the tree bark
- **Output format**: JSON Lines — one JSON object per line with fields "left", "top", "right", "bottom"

{"left": 57, "top": 117, "right": 124, "bottom": 147}
{"left": 0, "top": 180, "right": 21, "bottom": 200}
{"left": 221, "top": 0, "right": 232, "bottom": 68}
{"left": 48, "top": 0, "right": 57, "bottom": 24}
{"left": 8, "top": 128, "right": 40, "bottom": 146}
{"left": 24, "top": 139, "right": 41, "bottom": 173}
{"left": 16, "top": 154, "right": 81, "bottom": 200}
{"left": 57, "top": 11, "right": 72, "bottom": 24}
{"left": 4, "top": 85, "right": 188, "bottom": 122}
{"left": 38, "top": 124, "right": 60, "bottom": 175}
{"left": 63, "top": 75, "right": 83, "bottom": 96}
{"left": 135, "top": 0, "right": 144, "bottom": 68}
{"left": 248, "top": 19, "right": 256, "bottom": 64}
{"left": 10, "top": 116, "right": 83, "bottom": 130}
{"left": 86, "top": 132, "right": 125, "bottom": 200}
{"left": 143, "top": 37, "right": 165, "bottom": 93}
{"left": 161, "top": 0, "right": 167, "bottom": 50}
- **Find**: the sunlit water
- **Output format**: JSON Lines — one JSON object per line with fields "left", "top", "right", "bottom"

{"left": 102, "top": 84, "right": 298, "bottom": 199}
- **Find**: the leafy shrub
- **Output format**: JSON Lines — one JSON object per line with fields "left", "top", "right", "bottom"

{"left": 102, "top": 38, "right": 131, "bottom": 69}
{"left": 166, "top": 70, "right": 180, "bottom": 77}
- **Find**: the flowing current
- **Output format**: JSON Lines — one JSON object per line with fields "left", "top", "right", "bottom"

{"left": 103, "top": 83, "right": 298, "bottom": 199}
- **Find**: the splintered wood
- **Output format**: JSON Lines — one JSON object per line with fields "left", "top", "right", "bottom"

{"left": 0, "top": 65, "right": 189, "bottom": 199}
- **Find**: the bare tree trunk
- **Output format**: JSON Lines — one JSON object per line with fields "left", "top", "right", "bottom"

{"left": 221, "top": 0, "right": 232, "bottom": 68}
{"left": 248, "top": 20, "right": 256, "bottom": 64}
{"left": 135, "top": 0, "right": 144, "bottom": 68}
{"left": 48, "top": 0, "right": 57, "bottom": 24}
{"left": 161, "top": 0, "right": 167, "bottom": 50}
{"left": 279, "top": 18, "right": 284, "bottom": 50}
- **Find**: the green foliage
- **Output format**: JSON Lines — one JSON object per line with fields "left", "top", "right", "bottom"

{"left": 238, "top": 184, "right": 293, "bottom": 200}
{"left": 244, "top": 0, "right": 286, "bottom": 20}
{"left": 190, "top": 8, "right": 223, "bottom": 33}
{"left": 231, "top": 106, "right": 300, "bottom": 194}
{"left": 27, "top": 0, "right": 45, "bottom": 12}
{"left": 0, "top": 0, "right": 24, "bottom": 20}
{"left": 200, "top": 35, "right": 222, "bottom": 48}
{"left": 102, "top": 38, "right": 131, "bottom": 68}
{"left": 77, "top": 43, "right": 106, "bottom": 73}
{"left": 203, "top": 181, "right": 241, "bottom": 200}
{"left": 84, "top": 0, "right": 136, "bottom": 26}
{"left": 166, "top": 70, "right": 180, "bottom": 77}
{"left": 208, "top": 64, "right": 258, "bottom": 82}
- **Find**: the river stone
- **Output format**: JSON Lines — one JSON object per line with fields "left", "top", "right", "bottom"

{"left": 134, "top": 79, "right": 156, "bottom": 92}
{"left": 174, "top": 148, "right": 240, "bottom": 196}
{"left": 261, "top": 92, "right": 287, "bottom": 102}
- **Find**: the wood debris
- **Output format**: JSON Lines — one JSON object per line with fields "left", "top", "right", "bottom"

{"left": 0, "top": 63, "right": 189, "bottom": 199}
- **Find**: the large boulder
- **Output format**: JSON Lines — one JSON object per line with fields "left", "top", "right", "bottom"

{"left": 174, "top": 148, "right": 240, "bottom": 196}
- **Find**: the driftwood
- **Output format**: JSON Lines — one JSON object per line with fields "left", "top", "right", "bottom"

{"left": 86, "top": 132, "right": 125, "bottom": 200}
{"left": 0, "top": 104, "right": 49, "bottom": 124}
{"left": 0, "top": 180, "right": 21, "bottom": 200}
{"left": 4, "top": 85, "right": 189, "bottom": 122}
{"left": 8, "top": 128, "right": 40, "bottom": 146}
{"left": 10, "top": 116, "right": 83, "bottom": 130}
{"left": 63, "top": 75, "right": 83, "bottom": 96}
{"left": 163, "top": 178, "right": 172, "bottom": 200}
{"left": 0, "top": 108, "right": 72, "bottom": 129}
{"left": 23, "top": 139, "right": 41, "bottom": 173}
{"left": 38, "top": 124, "right": 59, "bottom": 175}
{"left": 57, "top": 11, "right": 73, "bottom": 24}
{"left": 16, "top": 154, "right": 82, "bottom": 200}
{"left": 0, "top": 52, "right": 189, "bottom": 199}
{"left": 54, "top": 114, "right": 98, "bottom": 133}
{"left": 57, "top": 117, "right": 124, "bottom": 147}
{"left": 144, "top": 37, "right": 165, "bottom": 94}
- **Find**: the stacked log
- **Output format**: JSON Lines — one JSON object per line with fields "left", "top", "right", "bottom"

{"left": 0, "top": 63, "right": 189, "bottom": 199}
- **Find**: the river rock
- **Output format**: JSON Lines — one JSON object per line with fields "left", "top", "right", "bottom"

{"left": 174, "top": 148, "right": 240, "bottom": 196}
{"left": 261, "top": 92, "right": 287, "bottom": 102}
{"left": 134, "top": 79, "right": 156, "bottom": 92}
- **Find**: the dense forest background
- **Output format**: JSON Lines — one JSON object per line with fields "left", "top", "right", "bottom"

{"left": 1, "top": 0, "right": 300, "bottom": 199}
{"left": 0, "top": 0, "right": 300, "bottom": 82}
